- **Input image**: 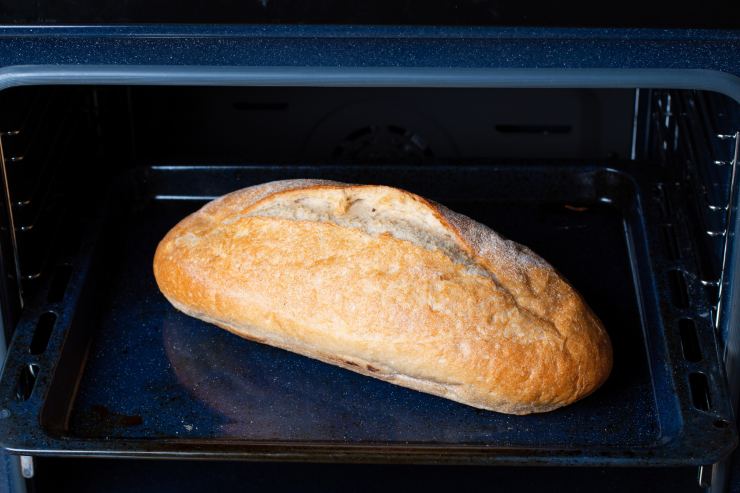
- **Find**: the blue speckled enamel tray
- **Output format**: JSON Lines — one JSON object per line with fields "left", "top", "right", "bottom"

{"left": 0, "top": 164, "right": 734, "bottom": 465}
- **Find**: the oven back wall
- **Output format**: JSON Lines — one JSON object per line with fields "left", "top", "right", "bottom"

{"left": 130, "top": 87, "right": 634, "bottom": 164}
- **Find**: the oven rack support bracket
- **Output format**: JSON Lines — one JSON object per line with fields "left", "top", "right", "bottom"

{"left": 706, "top": 132, "right": 740, "bottom": 330}
{"left": 703, "top": 131, "right": 740, "bottom": 492}
{"left": 0, "top": 129, "right": 24, "bottom": 310}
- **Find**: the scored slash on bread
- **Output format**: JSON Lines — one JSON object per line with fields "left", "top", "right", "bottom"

{"left": 153, "top": 179, "right": 612, "bottom": 415}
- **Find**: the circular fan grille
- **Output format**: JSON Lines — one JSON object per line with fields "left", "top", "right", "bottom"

{"left": 332, "top": 125, "right": 434, "bottom": 164}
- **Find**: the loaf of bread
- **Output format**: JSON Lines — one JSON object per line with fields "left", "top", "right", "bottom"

{"left": 153, "top": 180, "right": 612, "bottom": 414}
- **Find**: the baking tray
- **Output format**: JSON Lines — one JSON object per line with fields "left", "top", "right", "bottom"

{"left": 0, "top": 164, "right": 735, "bottom": 465}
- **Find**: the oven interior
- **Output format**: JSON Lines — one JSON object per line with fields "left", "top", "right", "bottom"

{"left": 0, "top": 85, "right": 738, "bottom": 489}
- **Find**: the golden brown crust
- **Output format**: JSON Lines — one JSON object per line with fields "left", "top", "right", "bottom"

{"left": 153, "top": 180, "right": 612, "bottom": 414}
